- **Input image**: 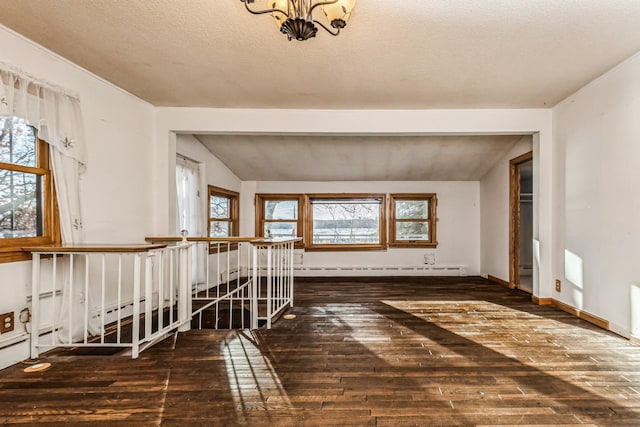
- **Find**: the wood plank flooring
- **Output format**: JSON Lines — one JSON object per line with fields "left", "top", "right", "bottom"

{"left": 1, "top": 276, "right": 640, "bottom": 426}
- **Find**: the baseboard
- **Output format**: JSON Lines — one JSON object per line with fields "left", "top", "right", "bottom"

{"left": 534, "top": 297, "right": 610, "bottom": 331}
{"left": 531, "top": 296, "right": 553, "bottom": 305}
{"left": 487, "top": 274, "right": 511, "bottom": 288}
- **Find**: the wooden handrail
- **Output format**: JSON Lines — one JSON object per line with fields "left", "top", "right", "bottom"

{"left": 23, "top": 243, "right": 167, "bottom": 253}
{"left": 145, "top": 236, "right": 302, "bottom": 246}
{"left": 251, "top": 237, "right": 302, "bottom": 246}
{"left": 146, "top": 236, "right": 258, "bottom": 243}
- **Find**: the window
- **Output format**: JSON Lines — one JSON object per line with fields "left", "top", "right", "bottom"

{"left": 0, "top": 116, "right": 59, "bottom": 263}
{"left": 208, "top": 185, "right": 239, "bottom": 252}
{"left": 255, "top": 194, "right": 303, "bottom": 247}
{"left": 305, "top": 194, "right": 386, "bottom": 251}
{"left": 389, "top": 193, "right": 437, "bottom": 247}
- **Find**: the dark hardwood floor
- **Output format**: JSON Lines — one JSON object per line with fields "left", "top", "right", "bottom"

{"left": 1, "top": 276, "right": 639, "bottom": 426}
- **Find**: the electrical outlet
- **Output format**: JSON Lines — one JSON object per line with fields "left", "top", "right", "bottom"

{"left": 0, "top": 312, "right": 14, "bottom": 333}
{"left": 555, "top": 279, "right": 561, "bottom": 292}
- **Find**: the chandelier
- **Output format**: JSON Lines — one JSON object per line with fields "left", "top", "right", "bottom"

{"left": 241, "top": 0, "right": 356, "bottom": 41}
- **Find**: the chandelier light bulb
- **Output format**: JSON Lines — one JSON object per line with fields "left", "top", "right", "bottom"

{"left": 241, "top": 0, "right": 356, "bottom": 41}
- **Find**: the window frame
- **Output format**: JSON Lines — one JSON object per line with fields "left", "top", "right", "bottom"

{"left": 388, "top": 193, "right": 438, "bottom": 248}
{"left": 207, "top": 185, "right": 239, "bottom": 253}
{"left": 255, "top": 194, "right": 304, "bottom": 248}
{"left": 0, "top": 127, "right": 60, "bottom": 263}
{"left": 304, "top": 193, "right": 387, "bottom": 251}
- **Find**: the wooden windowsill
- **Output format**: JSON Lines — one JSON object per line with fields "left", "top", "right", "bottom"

{"left": 388, "top": 242, "right": 438, "bottom": 248}
{"left": 0, "top": 250, "right": 33, "bottom": 264}
{"left": 304, "top": 244, "right": 387, "bottom": 252}
{"left": 23, "top": 244, "right": 167, "bottom": 253}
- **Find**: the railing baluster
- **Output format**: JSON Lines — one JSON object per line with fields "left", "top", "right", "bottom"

{"left": 83, "top": 254, "right": 90, "bottom": 345}
{"left": 279, "top": 244, "right": 283, "bottom": 308}
{"left": 252, "top": 245, "right": 259, "bottom": 329}
{"left": 68, "top": 254, "right": 74, "bottom": 344}
{"left": 132, "top": 253, "right": 141, "bottom": 358}
{"left": 216, "top": 243, "right": 220, "bottom": 330}
{"left": 101, "top": 254, "right": 106, "bottom": 344}
{"left": 30, "top": 253, "right": 41, "bottom": 359}
{"left": 241, "top": 243, "right": 245, "bottom": 329}
{"left": 117, "top": 255, "right": 122, "bottom": 344}
{"left": 205, "top": 242, "right": 210, "bottom": 299}
{"left": 169, "top": 249, "right": 174, "bottom": 325}
{"left": 226, "top": 242, "right": 230, "bottom": 299}
{"left": 178, "top": 242, "right": 191, "bottom": 333}
{"left": 51, "top": 254, "right": 57, "bottom": 347}
{"left": 290, "top": 241, "right": 295, "bottom": 307}
{"left": 236, "top": 243, "right": 241, "bottom": 298}
{"left": 145, "top": 253, "right": 153, "bottom": 338}
{"left": 156, "top": 251, "right": 166, "bottom": 330}
{"left": 267, "top": 246, "right": 273, "bottom": 329}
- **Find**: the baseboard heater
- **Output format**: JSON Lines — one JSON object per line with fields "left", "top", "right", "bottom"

{"left": 294, "top": 265, "right": 467, "bottom": 277}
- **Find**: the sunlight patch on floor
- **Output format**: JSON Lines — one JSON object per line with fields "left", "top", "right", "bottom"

{"left": 221, "top": 331, "right": 292, "bottom": 422}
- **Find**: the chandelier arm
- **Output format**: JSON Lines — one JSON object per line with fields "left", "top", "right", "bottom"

{"left": 241, "top": 1, "right": 289, "bottom": 16}
{"left": 308, "top": 0, "right": 340, "bottom": 16}
{"left": 313, "top": 19, "right": 341, "bottom": 36}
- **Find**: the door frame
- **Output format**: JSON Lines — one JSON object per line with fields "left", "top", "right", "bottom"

{"left": 509, "top": 151, "right": 533, "bottom": 289}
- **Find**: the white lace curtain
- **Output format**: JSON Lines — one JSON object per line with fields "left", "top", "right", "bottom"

{"left": 1, "top": 63, "right": 94, "bottom": 341}
{"left": 176, "top": 156, "right": 206, "bottom": 285}
{"left": 0, "top": 62, "right": 85, "bottom": 244}
{"left": 176, "top": 157, "right": 202, "bottom": 238}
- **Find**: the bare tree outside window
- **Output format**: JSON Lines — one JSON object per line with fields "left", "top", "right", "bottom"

{"left": 389, "top": 194, "right": 438, "bottom": 248}
{"left": 207, "top": 186, "right": 239, "bottom": 252}
{"left": 209, "top": 195, "right": 230, "bottom": 237}
{"left": 255, "top": 195, "right": 304, "bottom": 247}
{"left": 305, "top": 195, "right": 386, "bottom": 250}
{"left": 0, "top": 117, "right": 42, "bottom": 239}
{"left": 312, "top": 201, "right": 380, "bottom": 244}
{"left": 0, "top": 115, "right": 58, "bottom": 263}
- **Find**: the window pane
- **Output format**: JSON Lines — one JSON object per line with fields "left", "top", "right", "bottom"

{"left": 395, "top": 221, "right": 429, "bottom": 241}
{"left": 210, "top": 220, "right": 230, "bottom": 237}
{"left": 210, "top": 196, "right": 229, "bottom": 218}
{"left": 396, "top": 200, "right": 428, "bottom": 219}
{"left": 265, "top": 200, "right": 298, "bottom": 220}
{"left": 0, "top": 170, "right": 43, "bottom": 238}
{"left": 264, "top": 222, "right": 297, "bottom": 239}
{"left": 312, "top": 201, "right": 380, "bottom": 244}
{"left": 0, "top": 116, "right": 37, "bottom": 167}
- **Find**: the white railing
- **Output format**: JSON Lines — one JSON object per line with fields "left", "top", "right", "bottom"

{"left": 251, "top": 239, "right": 296, "bottom": 329}
{"left": 147, "top": 236, "right": 299, "bottom": 331}
{"left": 27, "top": 243, "right": 191, "bottom": 359}
{"left": 191, "top": 238, "right": 253, "bottom": 330}
{"left": 26, "top": 237, "right": 297, "bottom": 359}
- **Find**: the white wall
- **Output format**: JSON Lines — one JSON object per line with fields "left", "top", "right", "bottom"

{"left": 176, "top": 134, "right": 241, "bottom": 194}
{"left": 0, "top": 26, "right": 155, "bottom": 368}
{"left": 480, "top": 136, "right": 533, "bottom": 281}
{"left": 552, "top": 51, "right": 640, "bottom": 338}
{"left": 242, "top": 180, "right": 481, "bottom": 274}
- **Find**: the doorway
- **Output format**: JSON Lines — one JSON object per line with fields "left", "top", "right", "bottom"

{"left": 509, "top": 151, "right": 533, "bottom": 293}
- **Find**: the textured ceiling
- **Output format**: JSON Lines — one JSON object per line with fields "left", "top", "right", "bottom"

{"left": 195, "top": 134, "right": 528, "bottom": 181}
{"left": 1, "top": 1, "right": 640, "bottom": 109}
